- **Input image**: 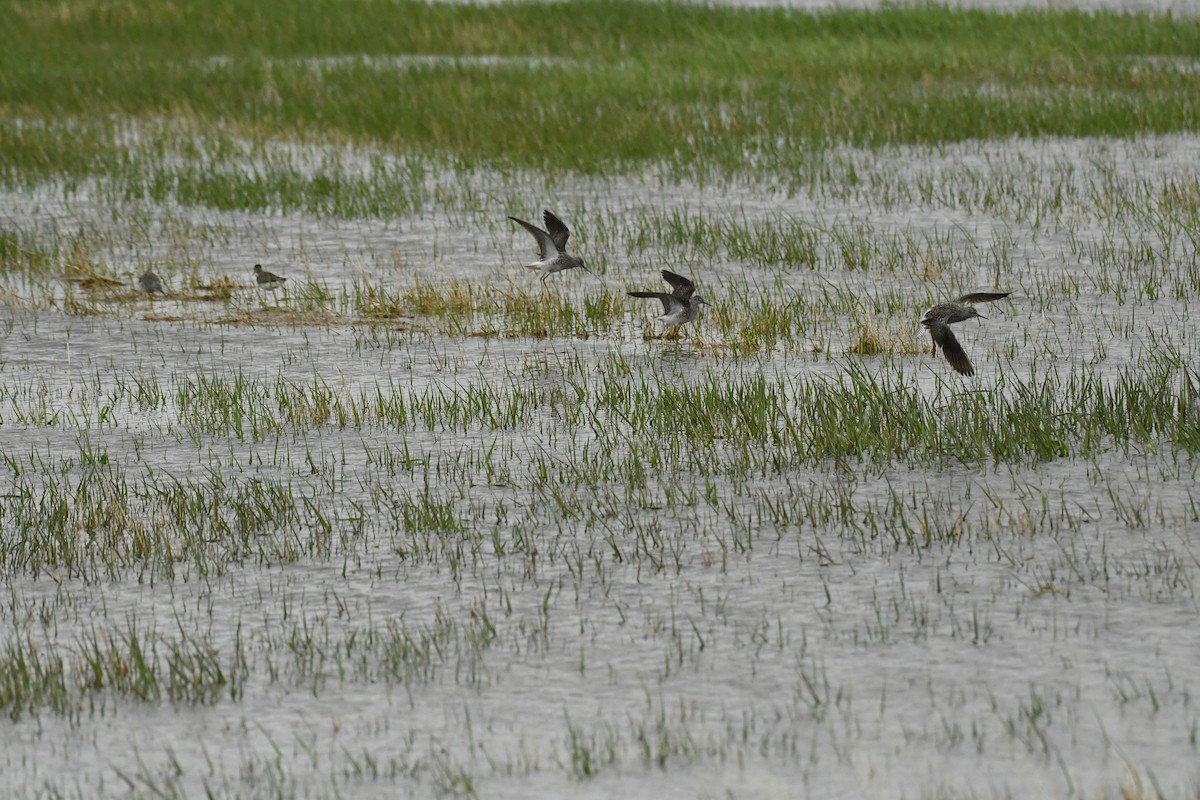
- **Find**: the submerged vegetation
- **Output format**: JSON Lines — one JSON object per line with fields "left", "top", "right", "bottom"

{"left": 1, "top": 0, "right": 1199, "bottom": 796}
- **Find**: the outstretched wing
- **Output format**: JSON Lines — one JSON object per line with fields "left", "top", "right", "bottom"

{"left": 629, "top": 291, "right": 683, "bottom": 316}
{"left": 660, "top": 270, "right": 696, "bottom": 302}
{"left": 509, "top": 216, "right": 558, "bottom": 261}
{"left": 542, "top": 210, "right": 571, "bottom": 252}
{"left": 955, "top": 291, "right": 1010, "bottom": 306}
{"left": 928, "top": 323, "right": 974, "bottom": 376}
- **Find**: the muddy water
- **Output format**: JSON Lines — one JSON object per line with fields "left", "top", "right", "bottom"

{"left": 1, "top": 134, "right": 1199, "bottom": 798}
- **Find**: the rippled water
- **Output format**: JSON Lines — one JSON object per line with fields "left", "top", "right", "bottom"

{"left": 1, "top": 131, "right": 1199, "bottom": 798}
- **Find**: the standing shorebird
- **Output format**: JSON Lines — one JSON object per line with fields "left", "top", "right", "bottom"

{"left": 253, "top": 264, "right": 287, "bottom": 290}
{"left": 508, "top": 210, "right": 591, "bottom": 287}
{"left": 920, "top": 291, "right": 1011, "bottom": 376}
{"left": 628, "top": 270, "right": 711, "bottom": 338}
{"left": 137, "top": 269, "right": 165, "bottom": 295}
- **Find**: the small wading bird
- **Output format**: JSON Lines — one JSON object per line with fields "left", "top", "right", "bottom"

{"left": 628, "top": 270, "right": 711, "bottom": 339}
{"left": 137, "top": 269, "right": 165, "bottom": 295}
{"left": 508, "top": 210, "right": 591, "bottom": 287}
{"left": 920, "top": 291, "right": 1011, "bottom": 376}
{"left": 253, "top": 264, "right": 287, "bottom": 290}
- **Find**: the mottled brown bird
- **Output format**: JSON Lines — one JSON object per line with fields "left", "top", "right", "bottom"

{"left": 254, "top": 264, "right": 287, "bottom": 289}
{"left": 138, "top": 270, "right": 165, "bottom": 295}
{"left": 921, "top": 292, "right": 1011, "bottom": 376}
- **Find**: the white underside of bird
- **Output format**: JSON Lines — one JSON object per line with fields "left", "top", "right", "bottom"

{"left": 628, "top": 270, "right": 710, "bottom": 335}
{"left": 508, "top": 211, "right": 589, "bottom": 285}
{"left": 655, "top": 299, "right": 699, "bottom": 327}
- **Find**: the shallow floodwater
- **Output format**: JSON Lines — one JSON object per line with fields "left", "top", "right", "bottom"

{"left": 1, "top": 132, "right": 1199, "bottom": 799}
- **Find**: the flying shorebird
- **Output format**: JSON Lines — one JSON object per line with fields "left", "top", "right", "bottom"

{"left": 628, "top": 270, "right": 711, "bottom": 338}
{"left": 508, "top": 210, "right": 591, "bottom": 286}
{"left": 920, "top": 291, "right": 1011, "bottom": 376}
{"left": 253, "top": 264, "right": 287, "bottom": 290}
{"left": 137, "top": 269, "right": 165, "bottom": 295}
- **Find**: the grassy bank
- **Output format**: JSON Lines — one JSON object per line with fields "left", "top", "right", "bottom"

{"left": 1, "top": 1, "right": 1198, "bottom": 189}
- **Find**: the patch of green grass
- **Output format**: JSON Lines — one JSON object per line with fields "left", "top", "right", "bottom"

{"left": 627, "top": 210, "right": 820, "bottom": 267}
{"left": 847, "top": 314, "right": 893, "bottom": 357}
{"left": 402, "top": 280, "right": 475, "bottom": 318}
{"left": 355, "top": 283, "right": 409, "bottom": 321}
{"left": 1, "top": 1, "right": 1198, "bottom": 199}
{"left": 0, "top": 622, "right": 246, "bottom": 720}
{"left": 490, "top": 286, "right": 600, "bottom": 339}
{"left": 0, "top": 231, "right": 56, "bottom": 275}
{"left": 0, "top": 453, "right": 313, "bottom": 579}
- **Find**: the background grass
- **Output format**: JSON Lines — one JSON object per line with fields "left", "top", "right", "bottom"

{"left": 1, "top": 0, "right": 1199, "bottom": 182}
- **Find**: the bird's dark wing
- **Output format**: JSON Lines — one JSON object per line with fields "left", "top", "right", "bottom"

{"left": 929, "top": 323, "right": 974, "bottom": 376}
{"left": 629, "top": 291, "right": 683, "bottom": 316}
{"left": 542, "top": 210, "right": 571, "bottom": 252}
{"left": 955, "top": 291, "right": 1011, "bottom": 305}
{"left": 660, "top": 270, "right": 696, "bottom": 302}
{"left": 509, "top": 216, "right": 556, "bottom": 260}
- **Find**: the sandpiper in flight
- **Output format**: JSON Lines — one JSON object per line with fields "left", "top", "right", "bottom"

{"left": 920, "top": 291, "right": 1011, "bottom": 376}
{"left": 508, "top": 210, "right": 591, "bottom": 287}
{"left": 628, "top": 270, "right": 711, "bottom": 338}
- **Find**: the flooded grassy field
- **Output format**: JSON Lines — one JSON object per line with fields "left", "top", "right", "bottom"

{"left": 2, "top": 1, "right": 1200, "bottom": 798}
